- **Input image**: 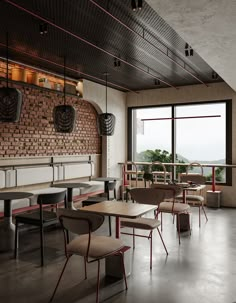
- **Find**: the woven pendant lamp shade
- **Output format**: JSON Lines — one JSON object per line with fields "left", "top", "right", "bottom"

{"left": 97, "top": 73, "right": 115, "bottom": 136}
{"left": 97, "top": 112, "right": 115, "bottom": 136}
{"left": 0, "top": 33, "right": 22, "bottom": 122}
{"left": 53, "top": 57, "right": 76, "bottom": 133}
{"left": 0, "top": 87, "right": 22, "bottom": 122}
{"left": 53, "top": 105, "right": 76, "bottom": 133}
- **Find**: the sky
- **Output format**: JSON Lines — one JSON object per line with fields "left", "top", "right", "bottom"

{"left": 135, "top": 103, "right": 225, "bottom": 161}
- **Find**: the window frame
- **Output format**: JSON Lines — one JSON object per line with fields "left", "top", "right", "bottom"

{"left": 127, "top": 99, "right": 232, "bottom": 186}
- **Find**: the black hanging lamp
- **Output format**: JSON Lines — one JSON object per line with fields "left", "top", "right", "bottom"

{"left": 53, "top": 57, "right": 76, "bottom": 133}
{"left": 97, "top": 73, "right": 115, "bottom": 136}
{"left": 0, "top": 32, "right": 22, "bottom": 122}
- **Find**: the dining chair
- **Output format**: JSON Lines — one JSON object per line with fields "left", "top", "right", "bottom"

{"left": 151, "top": 183, "right": 190, "bottom": 244}
{"left": 49, "top": 208, "right": 128, "bottom": 303}
{"left": 121, "top": 161, "right": 143, "bottom": 201}
{"left": 14, "top": 190, "right": 67, "bottom": 266}
{"left": 177, "top": 162, "right": 208, "bottom": 227}
{"left": 120, "top": 187, "right": 168, "bottom": 269}
{"left": 81, "top": 181, "right": 117, "bottom": 236}
{"left": 151, "top": 161, "right": 170, "bottom": 184}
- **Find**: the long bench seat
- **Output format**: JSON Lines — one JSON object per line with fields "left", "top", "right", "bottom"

{"left": 0, "top": 181, "right": 104, "bottom": 217}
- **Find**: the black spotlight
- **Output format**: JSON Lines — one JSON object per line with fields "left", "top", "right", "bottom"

{"left": 40, "top": 23, "right": 48, "bottom": 35}
{"left": 154, "top": 79, "right": 161, "bottom": 86}
{"left": 131, "top": 0, "right": 136, "bottom": 11}
{"left": 185, "top": 43, "right": 194, "bottom": 57}
{"left": 212, "top": 71, "right": 219, "bottom": 80}
{"left": 138, "top": 0, "right": 143, "bottom": 10}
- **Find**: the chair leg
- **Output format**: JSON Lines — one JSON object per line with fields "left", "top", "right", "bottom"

{"left": 150, "top": 231, "right": 152, "bottom": 269}
{"left": 108, "top": 216, "right": 112, "bottom": 236}
{"left": 156, "top": 227, "right": 168, "bottom": 255}
{"left": 202, "top": 205, "right": 208, "bottom": 221}
{"left": 96, "top": 260, "right": 101, "bottom": 303}
{"left": 119, "top": 252, "right": 128, "bottom": 290}
{"left": 14, "top": 220, "right": 19, "bottom": 259}
{"left": 199, "top": 206, "right": 201, "bottom": 227}
{"left": 84, "top": 257, "right": 87, "bottom": 279}
{"left": 132, "top": 228, "right": 135, "bottom": 248}
{"left": 49, "top": 256, "right": 71, "bottom": 302}
{"left": 161, "top": 212, "right": 163, "bottom": 232}
{"left": 40, "top": 224, "right": 44, "bottom": 267}
{"left": 177, "top": 214, "right": 181, "bottom": 245}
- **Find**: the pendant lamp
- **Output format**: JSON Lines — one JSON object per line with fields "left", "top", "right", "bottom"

{"left": 97, "top": 73, "right": 115, "bottom": 136}
{"left": 0, "top": 32, "right": 22, "bottom": 122}
{"left": 53, "top": 57, "right": 76, "bottom": 133}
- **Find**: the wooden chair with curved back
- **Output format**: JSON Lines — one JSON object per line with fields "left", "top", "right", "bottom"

{"left": 50, "top": 208, "right": 128, "bottom": 303}
{"left": 120, "top": 187, "right": 169, "bottom": 269}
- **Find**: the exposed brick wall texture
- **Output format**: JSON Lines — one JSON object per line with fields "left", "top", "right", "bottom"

{"left": 0, "top": 79, "right": 102, "bottom": 157}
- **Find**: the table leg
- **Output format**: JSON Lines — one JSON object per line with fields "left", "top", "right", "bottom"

{"left": 115, "top": 217, "right": 120, "bottom": 238}
{"left": 0, "top": 200, "right": 15, "bottom": 251}
{"left": 212, "top": 167, "right": 216, "bottom": 192}
{"left": 183, "top": 190, "right": 186, "bottom": 203}
{"left": 67, "top": 188, "right": 76, "bottom": 210}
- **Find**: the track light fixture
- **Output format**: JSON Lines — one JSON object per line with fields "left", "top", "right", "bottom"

{"left": 131, "top": 0, "right": 137, "bottom": 11}
{"left": 114, "top": 57, "right": 121, "bottom": 68}
{"left": 138, "top": 0, "right": 143, "bottom": 10}
{"left": 40, "top": 23, "right": 48, "bottom": 35}
{"left": 131, "top": 0, "right": 143, "bottom": 11}
{"left": 154, "top": 79, "right": 161, "bottom": 86}
{"left": 185, "top": 43, "right": 194, "bottom": 57}
{"left": 212, "top": 71, "right": 219, "bottom": 80}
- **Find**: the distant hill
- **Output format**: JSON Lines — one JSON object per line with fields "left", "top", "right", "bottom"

{"left": 176, "top": 155, "right": 225, "bottom": 176}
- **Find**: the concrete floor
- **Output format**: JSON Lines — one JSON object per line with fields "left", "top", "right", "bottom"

{"left": 0, "top": 206, "right": 236, "bottom": 303}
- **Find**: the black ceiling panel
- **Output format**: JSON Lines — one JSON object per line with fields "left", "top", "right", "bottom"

{"left": 0, "top": 0, "right": 222, "bottom": 92}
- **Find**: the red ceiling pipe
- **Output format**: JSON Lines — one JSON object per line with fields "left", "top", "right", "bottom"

{"left": 4, "top": 0, "right": 176, "bottom": 89}
{"left": 89, "top": 0, "right": 208, "bottom": 87}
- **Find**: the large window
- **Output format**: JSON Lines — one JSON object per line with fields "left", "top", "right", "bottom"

{"left": 128, "top": 100, "right": 232, "bottom": 185}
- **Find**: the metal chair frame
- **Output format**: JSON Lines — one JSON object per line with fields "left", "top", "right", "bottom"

{"left": 14, "top": 190, "right": 67, "bottom": 266}
{"left": 50, "top": 210, "right": 128, "bottom": 303}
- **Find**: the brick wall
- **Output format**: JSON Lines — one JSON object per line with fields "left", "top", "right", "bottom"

{"left": 0, "top": 79, "right": 102, "bottom": 157}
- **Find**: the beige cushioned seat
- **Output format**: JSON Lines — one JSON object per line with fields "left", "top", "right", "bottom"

{"left": 121, "top": 217, "right": 161, "bottom": 230}
{"left": 67, "top": 234, "right": 124, "bottom": 258}
{"left": 159, "top": 201, "right": 190, "bottom": 212}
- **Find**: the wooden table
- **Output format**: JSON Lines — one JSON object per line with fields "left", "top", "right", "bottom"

{"left": 52, "top": 182, "right": 91, "bottom": 210}
{"left": 81, "top": 200, "right": 157, "bottom": 238}
{"left": 0, "top": 192, "right": 33, "bottom": 251}
{"left": 176, "top": 183, "right": 206, "bottom": 203}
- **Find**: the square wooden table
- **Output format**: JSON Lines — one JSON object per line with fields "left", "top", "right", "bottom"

{"left": 81, "top": 200, "right": 157, "bottom": 238}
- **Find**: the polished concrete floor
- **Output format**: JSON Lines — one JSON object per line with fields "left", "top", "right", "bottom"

{"left": 0, "top": 206, "right": 236, "bottom": 303}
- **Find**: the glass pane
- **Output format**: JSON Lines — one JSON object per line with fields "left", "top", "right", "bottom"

{"left": 175, "top": 103, "right": 226, "bottom": 182}
{"left": 132, "top": 107, "right": 172, "bottom": 169}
